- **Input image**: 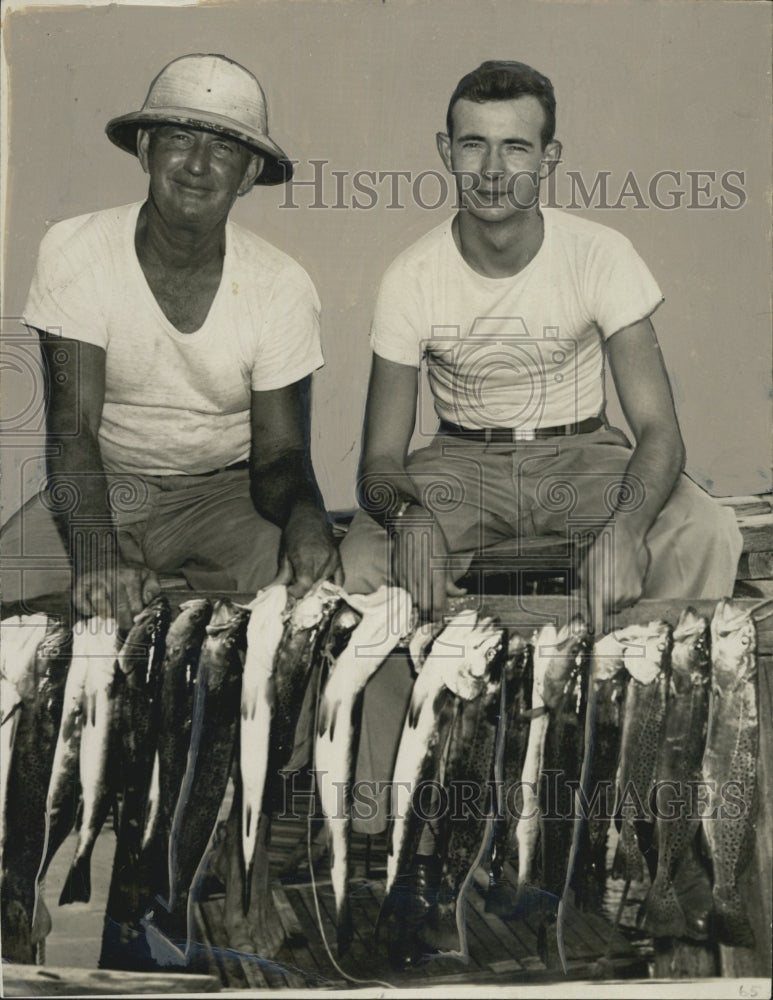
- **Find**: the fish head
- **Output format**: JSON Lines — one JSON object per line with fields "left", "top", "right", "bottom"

{"left": 287, "top": 579, "right": 345, "bottom": 632}
{"left": 671, "top": 607, "right": 710, "bottom": 687}
{"left": 503, "top": 631, "right": 528, "bottom": 683}
{"left": 590, "top": 630, "right": 627, "bottom": 685}
{"left": 711, "top": 599, "right": 756, "bottom": 685}
{"left": 34, "top": 622, "right": 73, "bottom": 674}
{"left": 537, "top": 617, "right": 589, "bottom": 708}
{"left": 177, "top": 597, "right": 214, "bottom": 628}
{"left": 117, "top": 595, "right": 171, "bottom": 679}
{"left": 431, "top": 612, "right": 504, "bottom": 700}
{"left": 617, "top": 619, "right": 671, "bottom": 684}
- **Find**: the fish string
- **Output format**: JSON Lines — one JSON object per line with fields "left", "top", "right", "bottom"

{"left": 306, "top": 639, "right": 396, "bottom": 991}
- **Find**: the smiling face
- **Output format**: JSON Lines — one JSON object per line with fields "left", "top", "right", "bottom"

{"left": 437, "top": 96, "right": 560, "bottom": 223}
{"left": 137, "top": 125, "right": 262, "bottom": 232}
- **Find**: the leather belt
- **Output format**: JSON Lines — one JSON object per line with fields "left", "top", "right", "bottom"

{"left": 438, "top": 416, "right": 604, "bottom": 443}
{"left": 197, "top": 459, "right": 250, "bottom": 478}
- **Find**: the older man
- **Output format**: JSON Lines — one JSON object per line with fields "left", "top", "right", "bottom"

{"left": 3, "top": 53, "right": 340, "bottom": 625}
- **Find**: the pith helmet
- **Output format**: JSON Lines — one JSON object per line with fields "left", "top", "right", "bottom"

{"left": 105, "top": 53, "right": 293, "bottom": 185}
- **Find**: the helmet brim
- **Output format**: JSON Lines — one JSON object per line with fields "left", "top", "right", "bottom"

{"left": 105, "top": 110, "right": 294, "bottom": 186}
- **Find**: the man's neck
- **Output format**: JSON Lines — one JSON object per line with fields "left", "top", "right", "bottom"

{"left": 135, "top": 200, "right": 226, "bottom": 273}
{"left": 453, "top": 208, "right": 545, "bottom": 279}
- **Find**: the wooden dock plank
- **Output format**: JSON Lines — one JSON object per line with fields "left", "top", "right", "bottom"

{"left": 0, "top": 965, "right": 220, "bottom": 996}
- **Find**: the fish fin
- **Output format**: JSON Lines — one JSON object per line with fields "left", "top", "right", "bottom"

{"left": 713, "top": 888, "right": 755, "bottom": 948}
{"left": 140, "top": 914, "right": 188, "bottom": 968}
{"left": 640, "top": 879, "right": 687, "bottom": 939}
{"left": 59, "top": 857, "right": 91, "bottom": 904}
{"left": 407, "top": 686, "right": 427, "bottom": 729}
{"left": 316, "top": 694, "right": 340, "bottom": 740}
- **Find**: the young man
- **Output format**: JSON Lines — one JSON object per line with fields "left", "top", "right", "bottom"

{"left": 3, "top": 54, "right": 341, "bottom": 626}
{"left": 340, "top": 60, "right": 742, "bottom": 967}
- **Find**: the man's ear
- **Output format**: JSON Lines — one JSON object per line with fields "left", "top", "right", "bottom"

{"left": 539, "top": 139, "right": 562, "bottom": 180}
{"left": 436, "top": 131, "right": 453, "bottom": 173}
{"left": 238, "top": 154, "right": 263, "bottom": 195}
{"left": 136, "top": 129, "right": 151, "bottom": 174}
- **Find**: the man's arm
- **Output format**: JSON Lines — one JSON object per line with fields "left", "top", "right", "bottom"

{"left": 249, "top": 377, "right": 341, "bottom": 596}
{"left": 356, "top": 354, "right": 464, "bottom": 621}
{"left": 580, "top": 316, "right": 686, "bottom": 626}
{"left": 38, "top": 331, "right": 159, "bottom": 622}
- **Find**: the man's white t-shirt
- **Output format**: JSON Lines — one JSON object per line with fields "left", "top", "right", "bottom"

{"left": 24, "top": 202, "right": 324, "bottom": 476}
{"left": 370, "top": 208, "right": 664, "bottom": 430}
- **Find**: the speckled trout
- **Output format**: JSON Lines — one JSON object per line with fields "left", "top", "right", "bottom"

{"left": 379, "top": 610, "right": 504, "bottom": 935}
{"left": 701, "top": 599, "right": 759, "bottom": 948}
{"left": 641, "top": 607, "right": 712, "bottom": 941}
{"left": 315, "top": 585, "right": 412, "bottom": 956}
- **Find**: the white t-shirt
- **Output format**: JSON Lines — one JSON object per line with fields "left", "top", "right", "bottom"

{"left": 24, "top": 202, "right": 324, "bottom": 476}
{"left": 370, "top": 208, "right": 663, "bottom": 430}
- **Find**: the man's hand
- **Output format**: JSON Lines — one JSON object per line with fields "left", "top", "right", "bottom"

{"left": 276, "top": 506, "right": 343, "bottom": 598}
{"left": 72, "top": 559, "right": 160, "bottom": 631}
{"left": 390, "top": 505, "right": 466, "bottom": 623}
{"left": 578, "top": 519, "right": 650, "bottom": 633}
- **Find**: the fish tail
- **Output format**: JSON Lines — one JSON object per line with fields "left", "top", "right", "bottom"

{"left": 713, "top": 886, "right": 755, "bottom": 948}
{"left": 242, "top": 858, "right": 253, "bottom": 915}
{"left": 336, "top": 898, "right": 354, "bottom": 958}
{"left": 375, "top": 887, "right": 397, "bottom": 943}
{"left": 640, "top": 877, "right": 687, "bottom": 939}
{"left": 59, "top": 855, "right": 91, "bottom": 905}
{"left": 611, "top": 823, "right": 645, "bottom": 882}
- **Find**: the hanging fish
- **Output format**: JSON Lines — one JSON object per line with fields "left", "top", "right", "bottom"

{"left": 262, "top": 580, "right": 345, "bottom": 813}
{"left": 141, "top": 598, "right": 213, "bottom": 901}
{"left": 569, "top": 630, "right": 627, "bottom": 913}
{"left": 640, "top": 607, "right": 712, "bottom": 941}
{"left": 1, "top": 613, "right": 51, "bottom": 860}
{"left": 239, "top": 584, "right": 288, "bottom": 907}
{"left": 1, "top": 619, "right": 72, "bottom": 963}
{"left": 315, "top": 586, "right": 412, "bottom": 956}
{"left": 511, "top": 619, "right": 589, "bottom": 913}
{"left": 422, "top": 636, "right": 505, "bottom": 960}
{"left": 485, "top": 632, "right": 532, "bottom": 918}
{"left": 145, "top": 598, "right": 249, "bottom": 961}
{"left": 59, "top": 616, "right": 122, "bottom": 905}
{"left": 611, "top": 620, "right": 672, "bottom": 884}
{"left": 378, "top": 610, "right": 504, "bottom": 949}
{"left": 701, "top": 599, "right": 759, "bottom": 948}
{"left": 104, "top": 595, "right": 171, "bottom": 925}
{"left": 539, "top": 624, "right": 589, "bottom": 904}
{"left": 36, "top": 636, "right": 90, "bottom": 894}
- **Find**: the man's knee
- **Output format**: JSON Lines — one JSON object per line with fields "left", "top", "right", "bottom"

{"left": 644, "top": 481, "right": 743, "bottom": 599}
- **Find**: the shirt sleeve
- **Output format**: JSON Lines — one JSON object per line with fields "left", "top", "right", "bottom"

{"left": 369, "top": 259, "right": 425, "bottom": 368}
{"left": 250, "top": 263, "right": 324, "bottom": 391}
{"left": 22, "top": 219, "right": 108, "bottom": 347}
{"left": 586, "top": 230, "right": 664, "bottom": 339}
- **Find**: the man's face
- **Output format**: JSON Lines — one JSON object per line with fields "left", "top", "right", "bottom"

{"left": 137, "top": 125, "right": 261, "bottom": 230}
{"left": 437, "top": 96, "right": 559, "bottom": 221}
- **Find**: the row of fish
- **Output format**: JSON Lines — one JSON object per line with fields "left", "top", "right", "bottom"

{"left": 370, "top": 599, "right": 760, "bottom": 969}
{"left": 0, "top": 593, "right": 761, "bottom": 972}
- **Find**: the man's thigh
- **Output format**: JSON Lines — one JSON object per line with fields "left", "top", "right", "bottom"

{"left": 0, "top": 494, "right": 72, "bottom": 605}
{"left": 142, "top": 470, "right": 281, "bottom": 594}
{"left": 340, "top": 436, "right": 516, "bottom": 594}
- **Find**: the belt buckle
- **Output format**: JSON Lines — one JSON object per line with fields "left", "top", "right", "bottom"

{"left": 513, "top": 428, "right": 536, "bottom": 442}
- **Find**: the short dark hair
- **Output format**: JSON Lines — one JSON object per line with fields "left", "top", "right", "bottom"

{"left": 446, "top": 60, "right": 557, "bottom": 147}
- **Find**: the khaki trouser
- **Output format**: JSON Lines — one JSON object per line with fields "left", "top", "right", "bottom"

{"left": 1, "top": 467, "right": 281, "bottom": 605}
